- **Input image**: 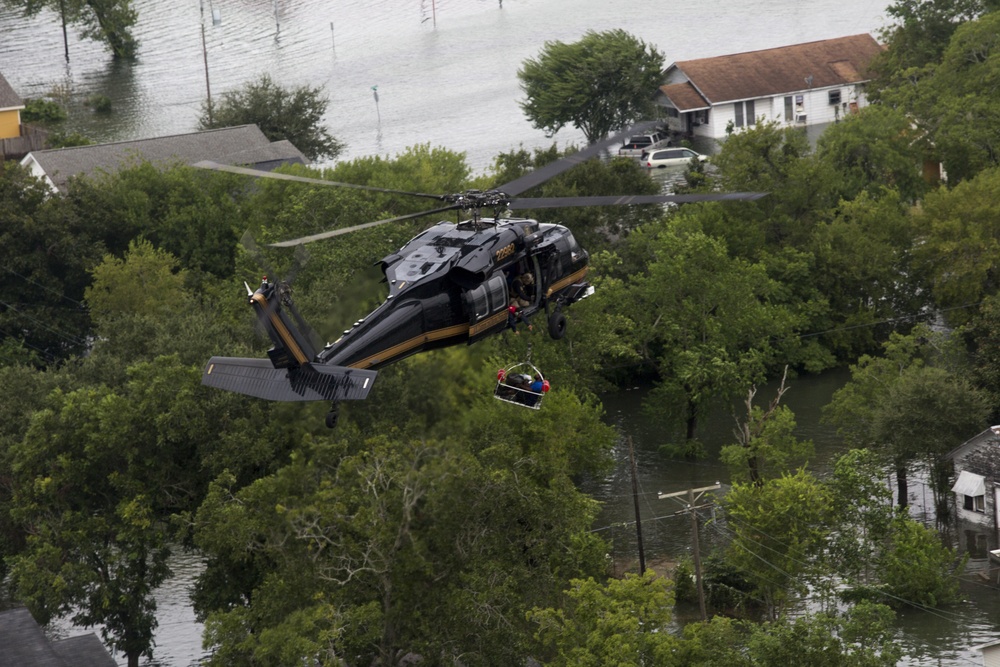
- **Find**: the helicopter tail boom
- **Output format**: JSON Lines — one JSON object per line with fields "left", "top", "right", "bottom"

{"left": 202, "top": 357, "right": 377, "bottom": 402}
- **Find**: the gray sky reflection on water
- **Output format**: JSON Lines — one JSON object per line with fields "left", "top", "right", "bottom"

{"left": 2, "top": 0, "right": 890, "bottom": 173}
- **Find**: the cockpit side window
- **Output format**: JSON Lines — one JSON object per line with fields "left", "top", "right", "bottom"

{"left": 487, "top": 275, "right": 507, "bottom": 311}
{"left": 466, "top": 275, "right": 509, "bottom": 322}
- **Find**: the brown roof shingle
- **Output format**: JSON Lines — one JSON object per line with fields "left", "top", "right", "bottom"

{"left": 657, "top": 81, "right": 710, "bottom": 112}
{"left": 672, "top": 33, "right": 883, "bottom": 104}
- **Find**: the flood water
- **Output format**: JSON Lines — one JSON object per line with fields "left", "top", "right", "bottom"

{"left": 3, "top": 0, "right": 890, "bottom": 173}
{"left": 7, "top": 0, "right": 994, "bottom": 665}
{"left": 593, "top": 371, "right": 1000, "bottom": 667}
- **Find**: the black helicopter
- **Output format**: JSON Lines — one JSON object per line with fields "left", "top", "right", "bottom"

{"left": 198, "top": 122, "right": 764, "bottom": 427}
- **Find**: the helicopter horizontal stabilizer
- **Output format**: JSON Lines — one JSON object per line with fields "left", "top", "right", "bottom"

{"left": 202, "top": 357, "right": 377, "bottom": 402}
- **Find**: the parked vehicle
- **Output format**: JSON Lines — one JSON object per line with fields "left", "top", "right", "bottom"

{"left": 640, "top": 147, "right": 708, "bottom": 168}
{"left": 618, "top": 132, "right": 670, "bottom": 158}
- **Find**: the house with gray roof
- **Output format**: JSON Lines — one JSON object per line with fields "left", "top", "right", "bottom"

{"left": 20, "top": 124, "right": 308, "bottom": 192}
{"left": 0, "top": 72, "right": 25, "bottom": 140}
{"left": 655, "top": 34, "right": 884, "bottom": 139}
{"left": 0, "top": 607, "right": 116, "bottom": 667}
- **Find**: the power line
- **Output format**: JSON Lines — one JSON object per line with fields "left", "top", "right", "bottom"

{"left": 0, "top": 299, "right": 88, "bottom": 347}
{"left": 2, "top": 267, "right": 87, "bottom": 308}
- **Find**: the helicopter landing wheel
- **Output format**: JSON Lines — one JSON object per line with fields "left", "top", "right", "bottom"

{"left": 548, "top": 310, "right": 567, "bottom": 340}
{"left": 325, "top": 403, "right": 340, "bottom": 429}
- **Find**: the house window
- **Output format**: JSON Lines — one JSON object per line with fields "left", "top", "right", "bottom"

{"left": 692, "top": 109, "right": 708, "bottom": 126}
{"left": 829, "top": 89, "right": 842, "bottom": 105}
{"left": 733, "top": 100, "right": 756, "bottom": 128}
{"left": 784, "top": 96, "right": 793, "bottom": 121}
{"left": 963, "top": 494, "right": 986, "bottom": 512}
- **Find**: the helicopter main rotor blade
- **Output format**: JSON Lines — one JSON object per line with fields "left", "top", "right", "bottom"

{"left": 193, "top": 161, "right": 447, "bottom": 202}
{"left": 508, "top": 192, "right": 768, "bottom": 209}
{"left": 269, "top": 204, "right": 463, "bottom": 248}
{"left": 498, "top": 120, "right": 661, "bottom": 197}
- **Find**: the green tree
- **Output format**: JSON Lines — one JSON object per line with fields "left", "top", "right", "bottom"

{"left": 194, "top": 384, "right": 614, "bottom": 667}
{"left": 6, "top": 351, "right": 299, "bottom": 666}
{"left": 721, "top": 371, "right": 814, "bottom": 485}
{"left": 85, "top": 239, "right": 187, "bottom": 326}
{"left": 7, "top": 385, "right": 172, "bottom": 667}
{"left": 1, "top": 0, "right": 138, "bottom": 58}
{"left": 710, "top": 121, "right": 838, "bottom": 253}
{"left": 869, "top": 0, "right": 995, "bottom": 101}
{"left": 0, "top": 161, "right": 108, "bottom": 362}
{"left": 199, "top": 74, "right": 344, "bottom": 162}
{"left": 828, "top": 449, "right": 897, "bottom": 588}
{"left": 0, "top": 364, "right": 75, "bottom": 581}
{"left": 722, "top": 470, "right": 834, "bottom": 618}
{"left": 911, "top": 168, "right": 1000, "bottom": 319}
{"left": 880, "top": 516, "right": 964, "bottom": 607}
{"left": 528, "top": 572, "right": 678, "bottom": 667}
{"left": 68, "top": 162, "right": 246, "bottom": 283}
{"left": 921, "top": 11, "right": 1000, "bottom": 181}
{"left": 744, "top": 601, "right": 902, "bottom": 667}
{"left": 823, "top": 327, "right": 990, "bottom": 509}
{"left": 20, "top": 97, "right": 68, "bottom": 124}
{"left": 677, "top": 602, "right": 900, "bottom": 666}
{"left": 815, "top": 105, "right": 928, "bottom": 203}
{"left": 594, "top": 220, "right": 800, "bottom": 447}
{"left": 807, "top": 190, "right": 924, "bottom": 361}
{"left": 963, "top": 292, "right": 1000, "bottom": 419}
{"left": 518, "top": 29, "right": 665, "bottom": 143}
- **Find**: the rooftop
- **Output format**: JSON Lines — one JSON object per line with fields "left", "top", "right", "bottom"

{"left": 667, "top": 33, "right": 884, "bottom": 104}
{"left": 22, "top": 124, "right": 308, "bottom": 191}
{"left": 0, "top": 71, "right": 24, "bottom": 111}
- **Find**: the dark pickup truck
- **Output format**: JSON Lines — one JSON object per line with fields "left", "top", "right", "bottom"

{"left": 617, "top": 132, "right": 670, "bottom": 158}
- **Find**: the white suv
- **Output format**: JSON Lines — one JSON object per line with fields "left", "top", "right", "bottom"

{"left": 641, "top": 147, "right": 708, "bottom": 168}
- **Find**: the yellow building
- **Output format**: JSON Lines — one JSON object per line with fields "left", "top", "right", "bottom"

{"left": 0, "top": 72, "right": 25, "bottom": 140}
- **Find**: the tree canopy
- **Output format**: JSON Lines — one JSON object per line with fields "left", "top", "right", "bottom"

{"left": 199, "top": 74, "right": 345, "bottom": 162}
{"left": 1, "top": 0, "right": 138, "bottom": 58}
{"left": 518, "top": 29, "right": 665, "bottom": 143}
{"left": 7, "top": 21, "right": 1000, "bottom": 657}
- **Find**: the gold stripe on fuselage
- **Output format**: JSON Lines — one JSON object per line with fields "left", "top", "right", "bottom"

{"left": 546, "top": 266, "right": 589, "bottom": 298}
{"left": 348, "top": 322, "right": 471, "bottom": 370}
{"left": 252, "top": 292, "right": 308, "bottom": 365}
{"left": 470, "top": 309, "right": 508, "bottom": 336}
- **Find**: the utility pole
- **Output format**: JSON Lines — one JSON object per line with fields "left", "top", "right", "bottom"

{"left": 659, "top": 483, "right": 720, "bottom": 620}
{"left": 628, "top": 436, "right": 646, "bottom": 575}
{"left": 59, "top": 0, "right": 69, "bottom": 62}
{"left": 200, "top": 0, "right": 213, "bottom": 125}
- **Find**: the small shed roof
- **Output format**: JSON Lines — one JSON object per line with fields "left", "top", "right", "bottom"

{"left": 0, "top": 607, "right": 115, "bottom": 667}
{"left": 0, "top": 71, "right": 25, "bottom": 111}
{"left": 51, "top": 634, "right": 117, "bottom": 666}
{"left": 953, "top": 470, "right": 986, "bottom": 497}
{"left": 667, "top": 33, "right": 884, "bottom": 104}
{"left": 21, "top": 124, "right": 308, "bottom": 192}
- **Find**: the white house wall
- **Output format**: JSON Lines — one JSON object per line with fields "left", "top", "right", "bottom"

{"left": 19, "top": 154, "right": 58, "bottom": 193}
{"left": 675, "top": 84, "right": 868, "bottom": 140}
